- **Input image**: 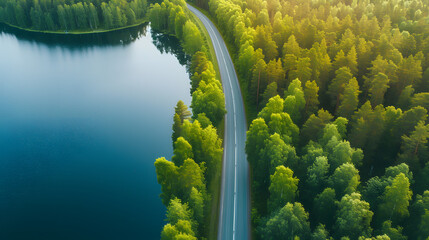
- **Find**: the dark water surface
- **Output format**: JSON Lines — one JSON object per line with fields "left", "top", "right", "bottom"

{"left": 0, "top": 23, "right": 191, "bottom": 239}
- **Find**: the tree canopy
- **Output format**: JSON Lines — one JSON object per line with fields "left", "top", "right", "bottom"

{"left": 0, "top": 0, "right": 148, "bottom": 31}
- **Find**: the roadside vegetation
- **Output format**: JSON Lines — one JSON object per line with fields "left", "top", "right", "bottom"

{"left": 0, "top": 0, "right": 148, "bottom": 32}
{"left": 186, "top": 0, "right": 429, "bottom": 239}
{"left": 150, "top": 0, "right": 226, "bottom": 239}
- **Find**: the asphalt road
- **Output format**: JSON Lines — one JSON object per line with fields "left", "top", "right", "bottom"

{"left": 187, "top": 4, "right": 250, "bottom": 240}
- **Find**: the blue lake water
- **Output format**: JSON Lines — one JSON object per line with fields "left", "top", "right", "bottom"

{"left": 0, "top": 23, "right": 191, "bottom": 239}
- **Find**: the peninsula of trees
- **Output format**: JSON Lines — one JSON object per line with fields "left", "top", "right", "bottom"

{"left": 0, "top": 0, "right": 148, "bottom": 32}
{"left": 151, "top": 0, "right": 227, "bottom": 239}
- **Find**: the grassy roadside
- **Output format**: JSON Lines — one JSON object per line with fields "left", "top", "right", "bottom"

{"left": 185, "top": 4, "right": 223, "bottom": 240}
{"left": 0, "top": 19, "right": 148, "bottom": 35}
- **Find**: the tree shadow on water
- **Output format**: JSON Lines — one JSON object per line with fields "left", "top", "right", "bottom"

{"left": 150, "top": 28, "right": 191, "bottom": 67}
{"left": 0, "top": 22, "right": 149, "bottom": 50}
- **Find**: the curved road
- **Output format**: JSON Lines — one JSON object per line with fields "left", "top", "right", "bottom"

{"left": 187, "top": 4, "right": 250, "bottom": 240}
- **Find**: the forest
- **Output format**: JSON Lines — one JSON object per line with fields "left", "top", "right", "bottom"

{"left": 0, "top": 0, "right": 148, "bottom": 31}
{"left": 183, "top": 0, "right": 429, "bottom": 238}
{"left": 150, "top": 0, "right": 227, "bottom": 239}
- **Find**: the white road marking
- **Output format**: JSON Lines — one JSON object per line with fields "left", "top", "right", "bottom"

{"left": 191, "top": 7, "right": 238, "bottom": 240}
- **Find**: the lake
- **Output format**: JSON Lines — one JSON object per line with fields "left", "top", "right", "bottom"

{"left": 0, "top": 23, "right": 191, "bottom": 239}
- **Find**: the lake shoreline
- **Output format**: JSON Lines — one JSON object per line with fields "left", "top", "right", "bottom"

{"left": 0, "top": 19, "right": 148, "bottom": 35}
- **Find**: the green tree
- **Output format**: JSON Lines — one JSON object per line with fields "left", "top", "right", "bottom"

{"left": 88, "top": 3, "right": 98, "bottom": 29}
{"left": 418, "top": 210, "right": 429, "bottom": 240}
{"left": 369, "top": 73, "right": 390, "bottom": 107}
{"left": 329, "top": 140, "right": 363, "bottom": 170}
{"left": 301, "top": 109, "right": 334, "bottom": 144}
{"left": 175, "top": 220, "right": 195, "bottom": 236}
{"left": 381, "top": 220, "right": 407, "bottom": 240}
{"left": 319, "top": 123, "right": 342, "bottom": 147}
{"left": 155, "top": 157, "right": 179, "bottom": 205}
{"left": 30, "top": 6, "right": 43, "bottom": 30}
{"left": 379, "top": 173, "right": 412, "bottom": 223}
{"left": 408, "top": 191, "right": 429, "bottom": 239}
{"left": 283, "top": 35, "right": 301, "bottom": 57}
{"left": 182, "top": 20, "right": 203, "bottom": 54}
{"left": 304, "top": 80, "right": 319, "bottom": 117}
{"left": 264, "top": 133, "right": 298, "bottom": 174}
{"left": 161, "top": 223, "right": 179, "bottom": 240}
{"left": 191, "top": 81, "right": 226, "bottom": 126}
{"left": 349, "top": 102, "right": 386, "bottom": 164}
{"left": 196, "top": 113, "right": 212, "bottom": 128}
{"left": 306, "top": 156, "right": 329, "bottom": 193}
{"left": 74, "top": 3, "right": 87, "bottom": 29}
{"left": 101, "top": 3, "right": 113, "bottom": 29}
{"left": 397, "top": 85, "right": 415, "bottom": 109}
{"left": 161, "top": 220, "right": 196, "bottom": 240}
{"left": 57, "top": 5, "right": 68, "bottom": 30}
{"left": 44, "top": 12, "right": 56, "bottom": 31}
{"left": 246, "top": 118, "right": 270, "bottom": 212}
{"left": 333, "top": 47, "right": 358, "bottom": 74}
{"left": 314, "top": 188, "right": 337, "bottom": 229}
{"left": 283, "top": 54, "right": 298, "bottom": 78}
{"left": 267, "top": 113, "right": 299, "bottom": 145}
{"left": 178, "top": 158, "right": 205, "bottom": 197}
{"left": 154, "top": 156, "right": 205, "bottom": 205}
{"left": 175, "top": 100, "right": 192, "bottom": 122}
{"left": 365, "top": 56, "right": 398, "bottom": 90}
{"left": 329, "top": 163, "right": 360, "bottom": 197}
{"left": 258, "top": 95, "right": 284, "bottom": 123}
{"left": 394, "top": 55, "right": 422, "bottom": 100}
{"left": 289, "top": 57, "right": 312, "bottom": 83}
{"left": 337, "top": 77, "right": 360, "bottom": 119}
{"left": 246, "top": 118, "right": 270, "bottom": 168}
{"left": 412, "top": 93, "right": 429, "bottom": 110}
{"left": 175, "top": 233, "right": 197, "bottom": 239}
{"left": 172, "top": 137, "right": 193, "bottom": 166}
{"left": 237, "top": 42, "right": 263, "bottom": 81}
{"left": 166, "top": 198, "right": 193, "bottom": 226}
{"left": 172, "top": 113, "right": 182, "bottom": 143}
{"left": 335, "top": 193, "right": 374, "bottom": 239}
{"left": 261, "top": 82, "right": 278, "bottom": 108}
{"left": 250, "top": 58, "right": 268, "bottom": 106}
{"left": 125, "top": 8, "right": 136, "bottom": 24}
{"left": 13, "top": 3, "right": 26, "bottom": 27}
{"left": 363, "top": 176, "right": 389, "bottom": 210}
{"left": 385, "top": 163, "right": 413, "bottom": 181}
{"left": 328, "top": 67, "right": 353, "bottom": 111}
{"left": 181, "top": 120, "right": 222, "bottom": 185}
{"left": 189, "top": 187, "right": 204, "bottom": 227}
{"left": 284, "top": 79, "right": 305, "bottom": 124}
{"left": 174, "top": 10, "right": 187, "bottom": 39}
{"left": 394, "top": 107, "right": 427, "bottom": 142}
{"left": 64, "top": 4, "right": 76, "bottom": 29}
{"left": 266, "top": 59, "right": 285, "bottom": 86}
{"left": 190, "top": 51, "right": 215, "bottom": 94}
{"left": 312, "top": 224, "right": 332, "bottom": 240}
{"left": 334, "top": 117, "right": 349, "bottom": 139}
{"left": 268, "top": 166, "right": 299, "bottom": 211}
{"left": 254, "top": 25, "right": 278, "bottom": 61}
{"left": 398, "top": 121, "right": 429, "bottom": 171}
{"left": 261, "top": 202, "right": 310, "bottom": 240}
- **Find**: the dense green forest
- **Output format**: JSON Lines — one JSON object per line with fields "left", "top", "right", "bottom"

{"left": 150, "top": 0, "right": 226, "bottom": 239}
{"left": 186, "top": 0, "right": 429, "bottom": 238}
{"left": 0, "top": 0, "right": 148, "bottom": 31}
